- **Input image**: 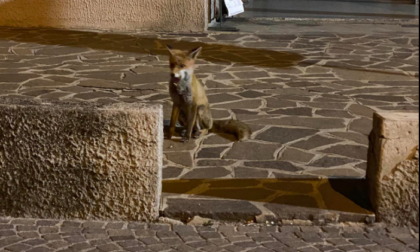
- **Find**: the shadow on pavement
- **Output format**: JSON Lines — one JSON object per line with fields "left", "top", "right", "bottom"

{"left": 0, "top": 28, "right": 304, "bottom": 70}
{"left": 163, "top": 178, "right": 373, "bottom": 215}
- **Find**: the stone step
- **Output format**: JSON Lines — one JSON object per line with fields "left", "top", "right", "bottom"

{"left": 161, "top": 178, "right": 375, "bottom": 224}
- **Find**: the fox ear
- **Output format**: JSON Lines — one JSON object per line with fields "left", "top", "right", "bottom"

{"left": 189, "top": 47, "right": 202, "bottom": 60}
{"left": 166, "top": 45, "right": 175, "bottom": 55}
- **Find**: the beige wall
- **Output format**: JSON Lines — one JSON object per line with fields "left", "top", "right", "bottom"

{"left": 0, "top": 0, "right": 207, "bottom": 32}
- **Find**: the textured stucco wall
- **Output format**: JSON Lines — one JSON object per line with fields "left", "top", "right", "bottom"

{"left": 367, "top": 112, "right": 419, "bottom": 227}
{"left": 379, "top": 158, "right": 419, "bottom": 227}
{"left": 0, "top": 98, "right": 163, "bottom": 221}
{"left": 0, "top": 0, "right": 207, "bottom": 32}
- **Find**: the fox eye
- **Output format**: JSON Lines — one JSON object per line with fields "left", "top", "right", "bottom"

{"left": 180, "top": 64, "right": 186, "bottom": 68}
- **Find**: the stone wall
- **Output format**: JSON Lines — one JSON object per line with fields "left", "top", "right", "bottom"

{"left": 0, "top": 98, "right": 163, "bottom": 221}
{"left": 367, "top": 112, "right": 419, "bottom": 227}
{"left": 0, "top": 0, "right": 207, "bottom": 32}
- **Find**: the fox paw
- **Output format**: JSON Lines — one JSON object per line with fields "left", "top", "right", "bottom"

{"left": 164, "top": 130, "right": 173, "bottom": 140}
{"left": 193, "top": 131, "right": 201, "bottom": 139}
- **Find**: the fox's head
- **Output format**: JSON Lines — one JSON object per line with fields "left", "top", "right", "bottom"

{"left": 166, "top": 45, "right": 202, "bottom": 85}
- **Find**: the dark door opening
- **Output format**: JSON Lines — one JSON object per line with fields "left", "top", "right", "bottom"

{"left": 239, "top": 0, "right": 419, "bottom": 19}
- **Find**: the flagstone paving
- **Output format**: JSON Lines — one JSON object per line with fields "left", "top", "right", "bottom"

{"left": 0, "top": 25, "right": 418, "bottom": 180}
{"left": 0, "top": 216, "right": 418, "bottom": 252}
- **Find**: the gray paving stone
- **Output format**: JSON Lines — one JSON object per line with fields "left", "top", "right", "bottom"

{"left": 213, "top": 34, "right": 247, "bottom": 41}
{"left": 349, "top": 118, "right": 373, "bottom": 136}
{"left": 0, "top": 74, "right": 39, "bottom": 83}
{"left": 36, "top": 220, "right": 60, "bottom": 227}
{"left": 234, "top": 167, "right": 269, "bottom": 179}
{"left": 23, "top": 239, "right": 47, "bottom": 246}
{"left": 370, "top": 81, "right": 419, "bottom": 87}
{"left": 78, "top": 79, "right": 129, "bottom": 89}
{"left": 39, "top": 227, "right": 59, "bottom": 234}
{"left": 73, "top": 91, "right": 118, "bottom": 100}
{"left": 257, "top": 117, "right": 346, "bottom": 130}
{"left": 237, "top": 91, "right": 270, "bottom": 98}
{"left": 234, "top": 71, "right": 270, "bottom": 79}
{"left": 316, "top": 109, "right": 355, "bottom": 119}
{"left": 163, "top": 139, "right": 197, "bottom": 152}
{"left": 212, "top": 99, "right": 262, "bottom": 109}
{"left": 149, "top": 224, "right": 171, "bottom": 232}
{"left": 162, "top": 167, "right": 184, "bottom": 179}
{"left": 224, "top": 142, "right": 281, "bottom": 160}
{"left": 256, "top": 127, "right": 318, "bottom": 144}
{"left": 197, "top": 159, "right": 236, "bottom": 167}
{"left": 0, "top": 230, "right": 16, "bottom": 237}
{"left": 348, "top": 104, "right": 376, "bottom": 118}
{"left": 40, "top": 92, "right": 72, "bottom": 100}
{"left": 22, "top": 89, "right": 55, "bottom": 97}
{"left": 307, "top": 168, "right": 364, "bottom": 178}
{"left": 280, "top": 148, "right": 316, "bottom": 163}
{"left": 165, "top": 152, "right": 193, "bottom": 167}
{"left": 197, "top": 147, "right": 229, "bottom": 159}
{"left": 0, "top": 224, "right": 14, "bottom": 230}
{"left": 202, "top": 134, "right": 235, "bottom": 145}
{"left": 182, "top": 168, "right": 231, "bottom": 179}
{"left": 207, "top": 94, "right": 242, "bottom": 104}
{"left": 267, "top": 107, "right": 313, "bottom": 116}
{"left": 265, "top": 98, "right": 297, "bottom": 108}
{"left": 5, "top": 243, "right": 32, "bottom": 252}
{"left": 36, "top": 47, "right": 89, "bottom": 56}
{"left": 320, "top": 144, "right": 369, "bottom": 160}
{"left": 17, "top": 232, "right": 39, "bottom": 239}
{"left": 354, "top": 95, "right": 407, "bottom": 102}
{"left": 292, "top": 135, "right": 342, "bottom": 150}
{"left": 310, "top": 156, "right": 358, "bottom": 167}
{"left": 16, "top": 226, "right": 38, "bottom": 232}
{"left": 302, "top": 102, "right": 348, "bottom": 110}
{"left": 212, "top": 109, "right": 232, "bottom": 119}
{"left": 123, "top": 72, "right": 169, "bottom": 84}
{"left": 204, "top": 80, "right": 231, "bottom": 89}
{"left": 244, "top": 161, "right": 304, "bottom": 172}
{"left": 328, "top": 132, "right": 369, "bottom": 146}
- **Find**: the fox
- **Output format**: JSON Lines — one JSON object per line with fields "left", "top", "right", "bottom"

{"left": 166, "top": 45, "right": 251, "bottom": 143}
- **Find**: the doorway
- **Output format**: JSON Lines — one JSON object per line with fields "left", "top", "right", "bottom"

{"left": 239, "top": 0, "right": 419, "bottom": 19}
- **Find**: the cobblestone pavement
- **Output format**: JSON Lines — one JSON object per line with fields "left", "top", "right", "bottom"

{"left": 0, "top": 217, "right": 419, "bottom": 252}
{"left": 0, "top": 25, "right": 418, "bottom": 180}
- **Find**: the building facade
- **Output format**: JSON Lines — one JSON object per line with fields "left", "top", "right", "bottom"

{"left": 0, "top": 0, "right": 208, "bottom": 32}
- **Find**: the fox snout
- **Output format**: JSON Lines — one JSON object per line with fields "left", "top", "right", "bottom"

{"left": 171, "top": 69, "right": 192, "bottom": 84}
{"left": 170, "top": 73, "right": 181, "bottom": 85}
{"left": 171, "top": 70, "right": 187, "bottom": 79}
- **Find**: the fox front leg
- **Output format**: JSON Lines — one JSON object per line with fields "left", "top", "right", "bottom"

{"left": 167, "top": 104, "right": 180, "bottom": 140}
{"left": 182, "top": 105, "right": 198, "bottom": 143}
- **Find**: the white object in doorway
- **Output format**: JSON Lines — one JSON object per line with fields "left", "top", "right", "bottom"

{"left": 225, "top": 0, "right": 245, "bottom": 16}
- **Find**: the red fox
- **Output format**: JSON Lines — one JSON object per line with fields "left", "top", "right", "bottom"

{"left": 166, "top": 45, "right": 251, "bottom": 143}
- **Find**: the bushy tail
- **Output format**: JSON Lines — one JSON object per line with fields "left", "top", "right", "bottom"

{"left": 210, "top": 119, "right": 252, "bottom": 141}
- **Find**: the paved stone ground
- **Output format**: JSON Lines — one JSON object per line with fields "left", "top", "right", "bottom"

{"left": 0, "top": 217, "right": 419, "bottom": 252}
{"left": 0, "top": 24, "right": 418, "bottom": 180}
